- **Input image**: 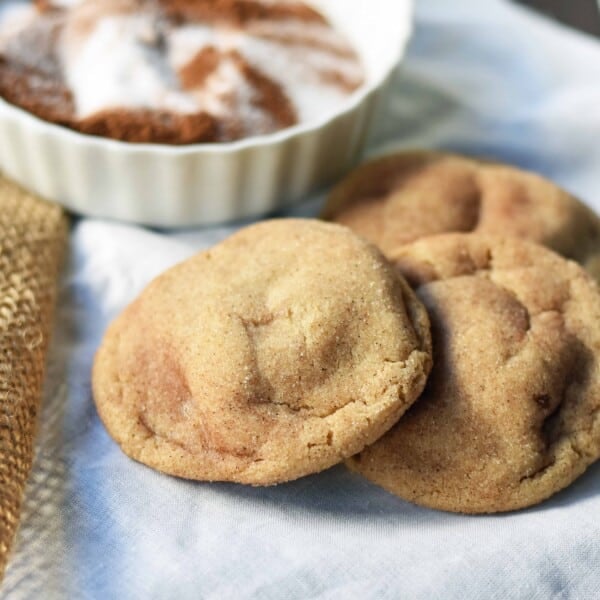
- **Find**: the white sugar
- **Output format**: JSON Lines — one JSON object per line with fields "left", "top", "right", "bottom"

{"left": 193, "top": 56, "right": 275, "bottom": 135}
{"left": 0, "top": 1, "right": 36, "bottom": 48}
{"left": 246, "top": 19, "right": 356, "bottom": 56}
{"left": 168, "top": 24, "right": 217, "bottom": 71}
{"left": 49, "top": 0, "right": 84, "bottom": 7}
{"left": 61, "top": 13, "right": 199, "bottom": 116}
{"left": 236, "top": 28, "right": 361, "bottom": 123}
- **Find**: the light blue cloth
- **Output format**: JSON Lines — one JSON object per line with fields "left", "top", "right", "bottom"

{"left": 4, "top": 1, "right": 600, "bottom": 598}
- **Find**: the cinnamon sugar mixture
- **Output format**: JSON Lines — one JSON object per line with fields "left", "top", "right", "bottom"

{"left": 0, "top": 0, "right": 365, "bottom": 143}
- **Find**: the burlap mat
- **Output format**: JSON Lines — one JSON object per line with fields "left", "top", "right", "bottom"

{"left": 0, "top": 176, "right": 67, "bottom": 581}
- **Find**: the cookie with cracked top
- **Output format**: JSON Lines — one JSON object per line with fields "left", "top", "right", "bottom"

{"left": 322, "top": 151, "right": 600, "bottom": 281}
{"left": 347, "top": 233, "right": 600, "bottom": 513}
{"left": 92, "top": 219, "right": 432, "bottom": 485}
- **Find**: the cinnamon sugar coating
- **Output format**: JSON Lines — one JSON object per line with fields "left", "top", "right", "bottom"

{"left": 348, "top": 234, "right": 600, "bottom": 513}
{"left": 93, "top": 220, "right": 432, "bottom": 485}
{"left": 323, "top": 151, "right": 600, "bottom": 280}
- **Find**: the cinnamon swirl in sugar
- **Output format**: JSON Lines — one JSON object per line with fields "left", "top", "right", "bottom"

{"left": 0, "top": 0, "right": 365, "bottom": 144}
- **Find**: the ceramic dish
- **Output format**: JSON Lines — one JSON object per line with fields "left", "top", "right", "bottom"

{"left": 0, "top": 0, "right": 413, "bottom": 227}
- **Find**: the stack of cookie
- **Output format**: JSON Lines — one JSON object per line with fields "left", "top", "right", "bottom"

{"left": 93, "top": 151, "right": 600, "bottom": 514}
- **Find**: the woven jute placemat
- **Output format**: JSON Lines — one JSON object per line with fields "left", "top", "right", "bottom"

{"left": 0, "top": 176, "right": 68, "bottom": 581}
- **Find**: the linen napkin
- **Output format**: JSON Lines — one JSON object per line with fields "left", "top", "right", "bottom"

{"left": 3, "top": 0, "right": 600, "bottom": 598}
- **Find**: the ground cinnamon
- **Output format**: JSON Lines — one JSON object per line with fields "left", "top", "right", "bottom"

{"left": 0, "top": 0, "right": 364, "bottom": 145}
{"left": 162, "top": 0, "right": 326, "bottom": 27}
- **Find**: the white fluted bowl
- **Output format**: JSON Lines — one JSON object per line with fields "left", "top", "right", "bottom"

{"left": 0, "top": 0, "right": 413, "bottom": 227}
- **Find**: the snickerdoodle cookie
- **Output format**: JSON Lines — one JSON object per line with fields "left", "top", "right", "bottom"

{"left": 347, "top": 233, "right": 600, "bottom": 513}
{"left": 322, "top": 151, "right": 600, "bottom": 279}
{"left": 93, "top": 219, "right": 432, "bottom": 485}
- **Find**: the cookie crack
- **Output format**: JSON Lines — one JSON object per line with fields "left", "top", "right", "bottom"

{"left": 467, "top": 172, "right": 484, "bottom": 233}
{"left": 239, "top": 313, "right": 276, "bottom": 329}
{"left": 522, "top": 348, "right": 597, "bottom": 485}
{"left": 314, "top": 347, "right": 428, "bottom": 418}
{"left": 518, "top": 456, "right": 557, "bottom": 484}
{"left": 560, "top": 408, "right": 600, "bottom": 460}
{"left": 307, "top": 430, "right": 334, "bottom": 449}
{"left": 266, "top": 399, "right": 313, "bottom": 413}
{"left": 137, "top": 411, "right": 257, "bottom": 460}
{"left": 137, "top": 412, "right": 155, "bottom": 440}
{"left": 412, "top": 253, "right": 579, "bottom": 323}
{"left": 238, "top": 313, "right": 277, "bottom": 405}
{"left": 136, "top": 412, "right": 194, "bottom": 456}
